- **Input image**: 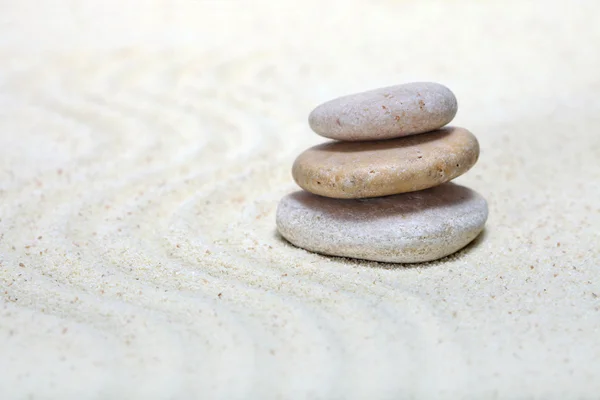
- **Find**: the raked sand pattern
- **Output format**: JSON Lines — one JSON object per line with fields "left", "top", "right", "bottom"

{"left": 1, "top": 1, "right": 600, "bottom": 399}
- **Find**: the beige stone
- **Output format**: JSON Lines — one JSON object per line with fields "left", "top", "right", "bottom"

{"left": 292, "top": 126, "right": 479, "bottom": 199}
{"left": 308, "top": 82, "right": 458, "bottom": 141}
{"left": 276, "top": 183, "right": 488, "bottom": 263}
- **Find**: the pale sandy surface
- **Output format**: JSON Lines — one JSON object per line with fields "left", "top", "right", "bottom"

{"left": 1, "top": 1, "right": 599, "bottom": 399}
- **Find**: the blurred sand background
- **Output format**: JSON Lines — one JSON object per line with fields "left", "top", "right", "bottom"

{"left": 1, "top": 0, "right": 599, "bottom": 398}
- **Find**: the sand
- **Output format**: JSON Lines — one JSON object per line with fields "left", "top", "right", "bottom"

{"left": 0, "top": 1, "right": 599, "bottom": 399}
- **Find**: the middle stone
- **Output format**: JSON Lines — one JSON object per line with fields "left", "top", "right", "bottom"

{"left": 292, "top": 126, "right": 479, "bottom": 199}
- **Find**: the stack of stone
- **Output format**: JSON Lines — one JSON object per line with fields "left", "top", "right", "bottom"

{"left": 276, "top": 82, "right": 488, "bottom": 263}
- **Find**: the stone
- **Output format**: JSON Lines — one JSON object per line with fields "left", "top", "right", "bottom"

{"left": 276, "top": 183, "right": 488, "bottom": 263}
{"left": 292, "top": 126, "right": 479, "bottom": 199}
{"left": 308, "top": 82, "right": 458, "bottom": 141}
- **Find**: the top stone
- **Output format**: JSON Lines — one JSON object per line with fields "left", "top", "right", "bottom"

{"left": 308, "top": 82, "right": 458, "bottom": 141}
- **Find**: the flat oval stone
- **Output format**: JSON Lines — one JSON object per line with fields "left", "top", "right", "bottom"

{"left": 308, "top": 82, "right": 458, "bottom": 141}
{"left": 292, "top": 126, "right": 479, "bottom": 199}
{"left": 276, "top": 183, "right": 488, "bottom": 263}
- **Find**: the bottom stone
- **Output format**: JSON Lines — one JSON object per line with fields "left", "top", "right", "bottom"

{"left": 276, "top": 183, "right": 488, "bottom": 263}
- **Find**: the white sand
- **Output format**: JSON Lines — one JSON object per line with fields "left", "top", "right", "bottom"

{"left": 1, "top": 1, "right": 599, "bottom": 398}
